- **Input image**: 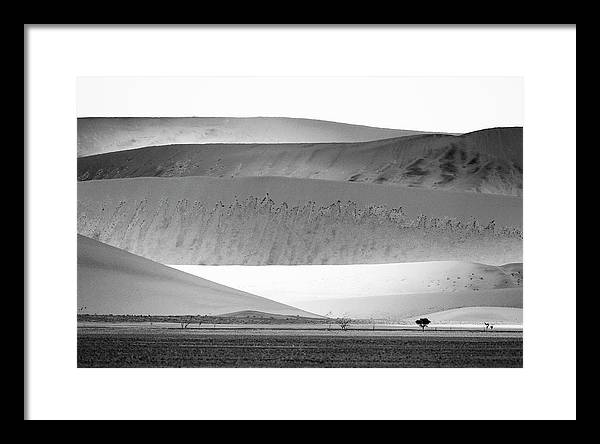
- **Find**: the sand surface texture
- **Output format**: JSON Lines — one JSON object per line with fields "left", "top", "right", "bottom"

{"left": 78, "top": 176, "right": 522, "bottom": 265}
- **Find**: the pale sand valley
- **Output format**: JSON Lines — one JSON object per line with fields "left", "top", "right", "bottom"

{"left": 77, "top": 117, "right": 523, "bottom": 367}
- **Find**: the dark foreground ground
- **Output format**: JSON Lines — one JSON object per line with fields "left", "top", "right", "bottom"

{"left": 78, "top": 326, "right": 523, "bottom": 368}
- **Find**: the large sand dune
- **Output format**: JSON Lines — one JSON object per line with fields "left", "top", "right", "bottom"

{"left": 78, "top": 176, "right": 522, "bottom": 265}
{"left": 78, "top": 127, "right": 522, "bottom": 196}
{"left": 77, "top": 234, "right": 316, "bottom": 317}
{"left": 77, "top": 117, "right": 436, "bottom": 157}
{"left": 295, "top": 288, "right": 523, "bottom": 320}
{"left": 167, "top": 261, "right": 523, "bottom": 321}
{"left": 172, "top": 261, "right": 523, "bottom": 306}
{"left": 171, "top": 261, "right": 523, "bottom": 320}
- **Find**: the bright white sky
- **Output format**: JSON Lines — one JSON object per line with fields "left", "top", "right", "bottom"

{"left": 77, "top": 77, "right": 523, "bottom": 134}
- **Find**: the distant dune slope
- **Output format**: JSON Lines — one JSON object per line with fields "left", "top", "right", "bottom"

{"left": 77, "top": 117, "right": 436, "bottom": 157}
{"left": 170, "top": 261, "right": 523, "bottom": 320}
{"left": 172, "top": 261, "right": 523, "bottom": 306}
{"left": 296, "top": 288, "right": 523, "bottom": 320}
{"left": 77, "top": 234, "right": 317, "bottom": 316}
{"left": 78, "top": 127, "right": 522, "bottom": 196}
{"left": 78, "top": 176, "right": 522, "bottom": 265}
{"left": 404, "top": 307, "right": 523, "bottom": 325}
{"left": 499, "top": 263, "right": 523, "bottom": 285}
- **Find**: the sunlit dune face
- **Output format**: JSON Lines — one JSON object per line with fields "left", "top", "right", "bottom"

{"left": 171, "top": 261, "right": 521, "bottom": 304}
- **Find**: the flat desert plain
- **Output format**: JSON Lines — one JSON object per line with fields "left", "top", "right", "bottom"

{"left": 77, "top": 326, "right": 523, "bottom": 368}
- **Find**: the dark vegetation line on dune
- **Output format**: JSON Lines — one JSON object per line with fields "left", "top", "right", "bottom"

{"left": 78, "top": 193, "right": 522, "bottom": 266}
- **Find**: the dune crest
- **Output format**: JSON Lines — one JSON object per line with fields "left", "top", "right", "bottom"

{"left": 77, "top": 116, "right": 436, "bottom": 157}
{"left": 78, "top": 126, "right": 522, "bottom": 196}
{"left": 296, "top": 288, "right": 523, "bottom": 320}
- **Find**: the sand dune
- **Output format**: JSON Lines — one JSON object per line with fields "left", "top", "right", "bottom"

{"left": 78, "top": 127, "right": 522, "bottom": 196}
{"left": 77, "top": 234, "right": 316, "bottom": 317}
{"left": 404, "top": 307, "right": 523, "bottom": 324}
{"left": 77, "top": 117, "right": 436, "bottom": 157}
{"left": 76, "top": 117, "right": 524, "bottom": 326}
{"left": 172, "top": 261, "right": 523, "bottom": 306}
{"left": 295, "top": 288, "right": 523, "bottom": 320}
{"left": 78, "top": 176, "right": 522, "bottom": 265}
{"left": 169, "top": 261, "right": 523, "bottom": 320}
{"left": 500, "top": 263, "right": 524, "bottom": 285}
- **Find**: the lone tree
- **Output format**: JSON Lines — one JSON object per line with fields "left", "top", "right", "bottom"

{"left": 415, "top": 318, "right": 431, "bottom": 331}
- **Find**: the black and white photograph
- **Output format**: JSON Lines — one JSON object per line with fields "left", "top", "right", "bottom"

{"left": 76, "top": 77, "right": 524, "bottom": 368}
{"left": 25, "top": 25, "right": 576, "bottom": 420}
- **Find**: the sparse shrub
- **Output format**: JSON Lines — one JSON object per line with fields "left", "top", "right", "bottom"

{"left": 337, "top": 316, "right": 352, "bottom": 331}
{"left": 180, "top": 316, "right": 193, "bottom": 329}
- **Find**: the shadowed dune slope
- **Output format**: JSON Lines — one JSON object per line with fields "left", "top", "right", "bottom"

{"left": 78, "top": 127, "right": 522, "bottom": 196}
{"left": 295, "top": 288, "right": 523, "bottom": 320}
{"left": 77, "top": 117, "right": 436, "bottom": 157}
{"left": 77, "top": 234, "right": 317, "bottom": 317}
{"left": 78, "top": 176, "right": 522, "bottom": 265}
